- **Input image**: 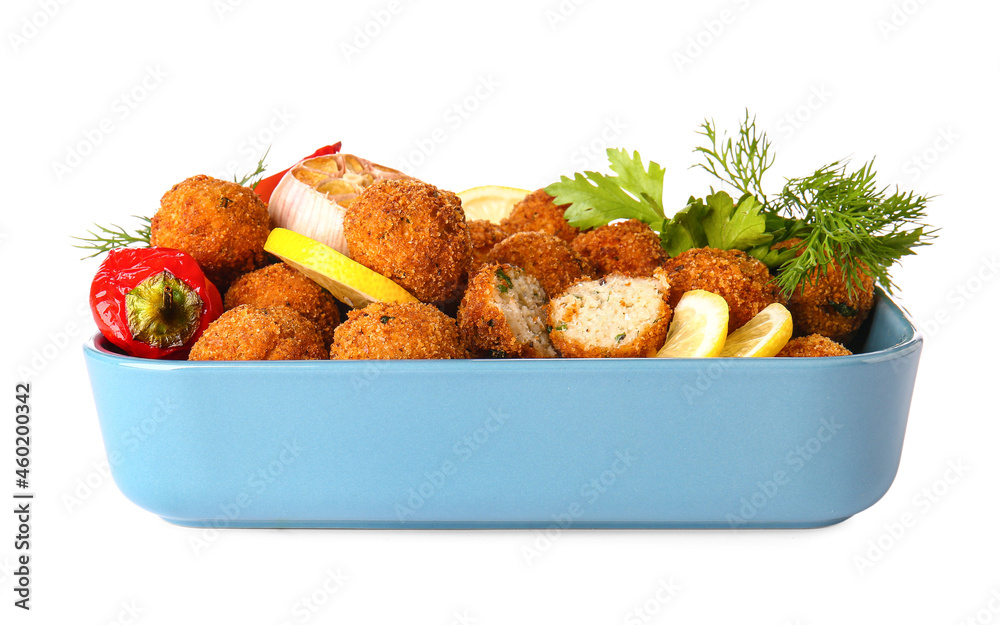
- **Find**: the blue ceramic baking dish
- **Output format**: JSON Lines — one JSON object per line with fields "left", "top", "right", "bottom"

{"left": 83, "top": 290, "right": 921, "bottom": 529}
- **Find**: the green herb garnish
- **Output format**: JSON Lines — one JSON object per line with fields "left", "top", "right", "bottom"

{"left": 76, "top": 149, "right": 272, "bottom": 258}
{"left": 615, "top": 332, "right": 626, "bottom": 343}
{"left": 72, "top": 215, "right": 152, "bottom": 259}
{"left": 380, "top": 315, "right": 394, "bottom": 324}
{"left": 765, "top": 159, "right": 934, "bottom": 297}
{"left": 546, "top": 148, "right": 666, "bottom": 230}
{"left": 542, "top": 112, "right": 935, "bottom": 299}
{"left": 827, "top": 301, "right": 858, "bottom": 318}
{"left": 495, "top": 267, "right": 513, "bottom": 293}
{"left": 660, "top": 191, "right": 770, "bottom": 257}
{"left": 693, "top": 112, "right": 773, "bottom": 204}
{"left": 235, "top": 147, "right": 270, "bottom": 189}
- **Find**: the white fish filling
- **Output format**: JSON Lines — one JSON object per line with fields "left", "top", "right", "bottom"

{"left": 551, "top": 275, "right": 666, "bottom": 349}
{"left": 490, "top": 269, "right": 556, "bottom": 357}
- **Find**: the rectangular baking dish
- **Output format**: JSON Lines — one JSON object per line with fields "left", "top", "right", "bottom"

{"left": 83, "top": 289, "right": 921, "bottom": 529}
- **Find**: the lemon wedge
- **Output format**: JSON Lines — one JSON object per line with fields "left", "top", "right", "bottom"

{"left": 719, "top": 303, "right": 793, "bottom": 357}
{"left": 655, "top": 290, "right": 730, "bottom": 358}
{"left": 458, "top": 185, "right": 529, "bottom": 223}
{"left": 264, "top": 228, "right": 417, "bottom": 309}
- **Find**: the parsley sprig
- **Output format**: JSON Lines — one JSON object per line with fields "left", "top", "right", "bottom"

{"left": 547, "top": 149, "right": 666, "bottom": 230}
{"left": 660, "top": 191, "right": 771, "bottom": 256}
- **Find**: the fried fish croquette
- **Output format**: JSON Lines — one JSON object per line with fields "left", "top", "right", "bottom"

{"left": 571, "top": 219, "right": 666, "bottom": 278}
{"left": 487, "top": 231, "right": 591, "bottom": 297}
{"left": 500, "top": 188, "right": 579, "bottom": 243}
{"left": 772, "top": 238, "right": 875, "bottom": 343}
{"left": 330, "top": 301, "right": 467, "bottom": 360}
{"left": 189, "top": 304, "right": 328, "bottom": 361}
{"left": 662, "top": 247, "right": 779, "bottom": 334}
{"left": 777, "top": 334, "right": 853, "bottom": 357}
{"left": 467, "top": 219, "right": 508, "bottom": 274}
{"left": 344, "top": 179, "right": 472, "bottom": 308}
{"left": 547, "top": 273, "right": 672, "bottom": 358}
{"left": 224, "top": 262, "right": 341, "bottom": 346}
{"left": 458, "top": 262, "right": 555, "bottom": 358}
{"left": 151, "top": 174, "right": 271, "bottom": 292}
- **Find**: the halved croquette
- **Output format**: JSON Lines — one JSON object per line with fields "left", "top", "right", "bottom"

{"left": 487, "top": 231, "right": 591, "bottom": 298}
{"left": 547, "top": 273, "right": 672, "bottom": 358}
{"left": 458, "top": 262, "right": 555, "bottom": 358}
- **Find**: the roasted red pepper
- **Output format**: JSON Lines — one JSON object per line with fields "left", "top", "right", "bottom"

{"left": 90, "top": 247, "right": 223, "bottom": 358}
{"left": 252, "top": 141, "right": 343, "bottom": 204}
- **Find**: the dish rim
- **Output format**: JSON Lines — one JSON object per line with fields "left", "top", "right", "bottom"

{"left": 83, "top": 288, "right": 922, "bottom": 369}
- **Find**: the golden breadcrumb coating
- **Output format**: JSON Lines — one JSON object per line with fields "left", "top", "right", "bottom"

{"left": 151, "top": 174, "right": 270, "bottom": 293}
{"left": 662, "top": 247, "right": 779, "bottom": 334}
{"left": 572, "top": 219, "right": 666, "bottom": 278}
{"left": 344, "top": 179, "right": 472, "bottom": 308}
{"left": 500, "top": 188, "right": 579, "bottom": 243}
{"left": 772, "top": 238, "right": 875, "bottom": 343}
{"left": 487, "top": 231, "right": 592, "bottom": 297}
{"left": 467, "top": 219, "right": 508, "bottom": 274}
{"left": 547, "top": 273, "right": 672, "bottom": 358}
{"left": 458, "top": 262, "right": 555, "bottom": 358}
{"left": 777, "top": 333, "right": 853, "bottom": 357}
{"left": 224, "top": 262, "right": 341, "bottom": 346}
{"left": 189, "top": 305, "right": 327, "bottom": 361}
{"left": 330, "top": 301, "right": 468, "bottom": 360}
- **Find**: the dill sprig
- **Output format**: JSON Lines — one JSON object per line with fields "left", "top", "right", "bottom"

{"left": 72, "top": 215, "right": 152, "bottom": 259}
{"left": 235, "top": 147, "right": 270, "bottom": 189}
{"left": 694, "top": 112, "right": 774, "bottom": 206}
{"left": 693, "top": 113, "right": 935, "bottom": 298}
{"left": 771, "top": 160, "right": 935, "bottom": 297}
{"left": 74, "top": 151, "right": 272, "bottom": 259}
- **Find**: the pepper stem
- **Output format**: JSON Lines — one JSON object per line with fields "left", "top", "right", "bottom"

{"left": 126, "top": 270, "right": 204, "bottom": 348}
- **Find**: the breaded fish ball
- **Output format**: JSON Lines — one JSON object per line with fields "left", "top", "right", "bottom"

{"left": 330, "top": 301, "right": 467, "bottom": 360}
{"left": 487, "top": 231, "right": 591, "bottom": 297}
{"left": 662, "top": 247, "right": 779, "bottom": 334}
{"left": 458, "top": 262, "right": 555, "bottom": 358}
{"left": 772, "top": 238, "right": 875, "bottom": 343}
{"left": 344, "top": 179, "right": 472, "bottom": 308}
{"left": 572, "top": 219, "right": 666, "bottom": 278}
{"left": 467, "top": 219, "right": 508, "bottom": 274}
{"left": 189, "top": 305, "right": 328, "bottom": 361}
{"left": 501, "top": 188, "right": 579, "bottom": 243}
{"left": 547, "top": 273, "right": 672, "bottom": 358}
{"left": 224, "top": 262, "right": 341, "bottom": 346}
{"left": 777, "top": 334, "right": 853, "bottom": 357}
{"left": 151, "top": 174, "right": 270, "bottom": 292}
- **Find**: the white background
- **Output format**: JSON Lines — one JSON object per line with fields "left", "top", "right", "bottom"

{"left": 2, "top": 0, "right": 998, "bottom": 623}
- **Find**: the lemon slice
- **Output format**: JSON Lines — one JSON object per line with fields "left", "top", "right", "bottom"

{"left": 458, "top": 185, "right": 529, "bottom": 223}
{"left": 264, "top": 228, "right": 417, "bottom": 309}
{"left": 719, "top": 303, "right": 793, "bottom": 357}
{"left": 655, "top": 290, "right": 729, "bottom": 358}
